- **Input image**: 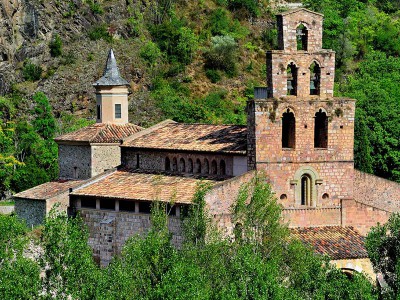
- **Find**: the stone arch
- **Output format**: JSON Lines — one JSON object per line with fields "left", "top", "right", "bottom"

{"left": 219, "top": 160, "right": 226, "bottom": 176}
{"left": 287, "top": 62, "right": 298, "bottom": 96}
{"left": 172, "top": 157, "right": 178, "bottom": 172}
{"left": 211, "top": 160, "right": 217, "bottom": 175}
{"left": 165, "top": 157, "right": 171, "bottom": 171}
{"left": 194, "top": 158, "right": 201, "bottom": 174}
{"left": 203, "top": 159, "right": 210, "bottom": 174}
{"left": 296, "top": 23, "right": 308, "bottom": 51}
{"left": 187, "top": 158, "right": 193, "bottom": 173}
{"left": 293, "top": 166, "right": 321, "bottom": 207}
{"left": 178, "top": 158, "right": 185, "bottom": 172}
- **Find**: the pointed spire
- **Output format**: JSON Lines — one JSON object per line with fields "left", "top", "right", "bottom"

{"left": 93, "top": 49, "right": 129, "bottom": 86}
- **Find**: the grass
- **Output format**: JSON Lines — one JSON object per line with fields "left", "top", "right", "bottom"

{"left": 0, "top": 201, "right": 15, "bottom": 206}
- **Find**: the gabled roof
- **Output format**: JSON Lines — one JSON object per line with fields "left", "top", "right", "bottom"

{"left": 278, "top": 8, "right": 324, "bottom": 17}
{"left": 122, "top": 120, "right": 247, "bottom": 154}
{"left": 93, "top": 49, "right": 129, "bottom": 86}
{"left": 290, "top": 226, "right": 368, "bottom": 260}
{"left": 70, "top": 169, "right": 222, "bottom": 204}
{"left": 55, "top": 123, "right": 143, "bottom": 144}
{"left": 14, "top": 179, "right": 82, "bottom": 200}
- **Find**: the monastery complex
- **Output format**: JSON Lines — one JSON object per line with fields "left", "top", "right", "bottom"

{"left": 14, "top": 9, "right": 400, "bottom": 277}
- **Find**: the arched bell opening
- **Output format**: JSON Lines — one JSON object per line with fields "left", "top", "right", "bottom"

{"left": 287, "top": 63, "right": 298, "bottom": 96}
{"left": 296, "top": 24, "right": 308, "bottom": 51}
{"left": 314, "top": 109, "right": 328, "bottom": 148}
{"left": 310, "top": 62, "right": 321, "bottom": 95}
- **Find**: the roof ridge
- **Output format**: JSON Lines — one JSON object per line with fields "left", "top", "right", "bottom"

{"left": 122, "top": 119, "right": 176, "bottom": 145}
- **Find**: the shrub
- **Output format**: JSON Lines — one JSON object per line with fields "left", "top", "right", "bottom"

{"left": 140, "top": 41, "right": 162, "bottom": 65}
{"left": 88, "top": 1, "right": 103, "bottom": 14}
{"left": 204, "top": 35, "right": 237, "bottom": 76}
{"left": 205, "top": 69, "right": 222, "bottom": 83}
{"left": 22, "top": 61, "right": 42, "bottom": 81}
{"left": 208, "top": 8, "right": 231, "bottom": 36}
{"left": 88, "top": 24, "right": 112, "bottom": 42}
{"left": 49, "top": 34, "right": 62, "bottom": 57}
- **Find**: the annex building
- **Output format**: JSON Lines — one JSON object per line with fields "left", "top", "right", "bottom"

{"left": 14, "top": 9, "right": 400, "bottom": 276}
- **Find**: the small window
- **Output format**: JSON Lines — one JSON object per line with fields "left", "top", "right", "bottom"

{"left": 167, "top": 204, "right": 176, "bottom": 216}
{"left": 211, "top": 160, "right": 217, "bottom": 175}
{"left": 165, "top": 157, "right": 171, "bottom": 171}
{"left": 97, "top": 105, "right": 101, "bottom": 120}
{"left": 81, "top": 198, "right": 96, "bottom": 209}
{"left": 179, "top": 158, "right": 185, "bottom": 172}
{"left": 139, "top": 202, "right": 151, "bottom": 213}
{"left": 296, "top": 24, "right": 308, "bottom": 51}
{"left": 219, "top": 160, "right": 226, "bottom": 175}
{"left": 301, "top": 174, "right": 312, "bottom": 206}
{"left": 115, "top": 104, "right": 121, "bottom": 119}
{"left": 188, "top": 158, "right": 193, "bottom": 173}
{"left": 282, "top": 109, "right": 295, "bottom": 148}
{"left": 73, "top": 167, "right": 79, "bottom": 179}
{"left": 119, "top": 200, "right": 135, "bottom": 212}
{"left": 100, "top": 199, "right": 115, "bottom": 210}
{"left": 314, "top": 109, "right": 328, "bottom": 148}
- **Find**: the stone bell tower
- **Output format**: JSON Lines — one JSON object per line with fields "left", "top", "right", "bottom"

{"left": 248, "top": 8, "right": 356, "bottom": 225}
{"left": 93, "top": 49, "right": 129, "bottom": 124}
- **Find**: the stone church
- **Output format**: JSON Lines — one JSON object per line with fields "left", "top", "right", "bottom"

{"left": 14, "top": 8, "right": 400, "bottom": 276}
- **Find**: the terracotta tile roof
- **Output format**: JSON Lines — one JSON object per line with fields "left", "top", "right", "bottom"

{"left": 55, "top": 123, "right": 143, "bottom": 144}
{"left": 14, "top": 180, "right": 82, "bottom": 200}
{"left": 71, "top": 170, "right": 220, "bottom": 204}
{"left": 122, "top": 122, "right": 247, "bottom": 154}
{"left": 290, "top": 226, "right": 368, "bottom": 260}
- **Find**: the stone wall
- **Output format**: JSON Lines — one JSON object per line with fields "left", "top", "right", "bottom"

{"left": 58, "top": 144, "right": 91, "bottom": 179}
{"left": 341, "top": 199, "right": 391, "bottom": 236}
{"left": 354, "top": 170, "right": 400, "bottom": 210}
{"left": 14, "top": 198, "right": 46, "bottom": 227}
{"left": 78, "top": 208, "right": 183, "bottom": 266}
{"left": 248, "top": 98, "right": 355, "bottom": 208}
{"left": 122, "top": 148, "right": 245, "bottom": 176}
{"left": 91, "top": 145, "right": 121, "bottom": 177}
{"left": 0, "top": 205, "right": 14, "bottom": 214}
{"left": 205, "top": 171, "right": 255, "bottom": 236}
{"left": 283, "top": 206, "right": 341, "bottom": 228}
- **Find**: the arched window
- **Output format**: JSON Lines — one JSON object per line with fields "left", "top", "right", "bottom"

{"left": 178, "top": 158, "right": 185, "bottom": 172}
{"left": 203, "top": 159, "right": 210, "bottom": 174}
{"left": 188, "top": 158, "right": 193, "bottom": 173}
{"left": 165, "top": 157, "right": 171, "bottom": 171}
{"left": 314, "top": 109, "right": 328, "bottom": 148}
{"left": 172, "top": 157, "right": 178, "bottom": 172}
{"left": 194, "top": 159, "right": 201, "bottom": 174}
{"left": 310, "top": 62, "right": 321, "bottom": 95}
{"left": 220, "top": 160, "right": 226, "bottom": 175}
{"left": 296, "top": 24, "right": 308, "bottom": 51}
{"left": 301, "top": 174, "right": 312, "bottom": 206}
{"left": 287, "top": 63, "right": 297, "bottom": 96}
{"left": 282, "top": 108, "right": 295, "bottom": 148}
{"left": 211, "top": 160, "right": 217, "bottom": 175}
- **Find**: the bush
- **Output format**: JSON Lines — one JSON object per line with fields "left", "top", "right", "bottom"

{"left": 49, "top": 34, "right": 62, "bottom": 57}
{"left": 204, "top": 35, "right": 237, "bottom": 76}
{"left": 140, "top": 41, "right": 162, "bottom": 65}
{"left": 208, "top": 8, "right": 231, "bottom": 36}
{"left": 205, "top": 69, "right": 222, "bottom": 83}
{"left": 22, "top": 61, "right": 42, "bottom": 81}
{"left": 88, "top": 1, "right": 103, "bottom": 14}
{"left": 88, "top": 24, "right": 112, "bottom": 42}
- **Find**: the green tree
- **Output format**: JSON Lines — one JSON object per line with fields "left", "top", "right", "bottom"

{"left": 32, "top": 92, "right": 57, "bottom": 140}
{"left": 366, "top": 213, "right": 400, "bottom": 298}
{"left": 204, "top": 35, "right": 238, "bottom": 76}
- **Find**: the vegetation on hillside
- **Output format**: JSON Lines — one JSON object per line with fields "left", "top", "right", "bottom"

{"left": 0, "top": 179, "right": 378, "bottom": 299}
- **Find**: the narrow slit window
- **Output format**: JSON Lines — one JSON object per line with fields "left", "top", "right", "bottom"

{"left": 314, "top": 109, "right": 328, "bottom": 148}
{"left": 97, "top": 105, "right": 101, "bottom": 120}
{"left": 115, "top": 104, "right": 121, "bottom": 119}
{"left": 282, "top": 109, "right": 295, "bottom": 148}
{"left": 301, "top": 174, "right": 312, "bottom": 206}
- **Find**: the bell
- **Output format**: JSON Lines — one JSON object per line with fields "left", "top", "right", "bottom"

{"left": 310, "top": 80, "right": 316, "bottom": 90}
{"left": 287, "top": 80, "right": 293, "bottom": 90}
